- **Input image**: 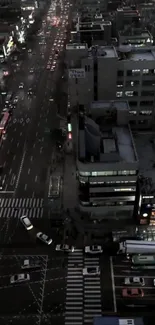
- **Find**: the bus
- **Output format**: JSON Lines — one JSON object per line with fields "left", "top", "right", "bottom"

{"left": 0, "top": 112, "right": 10, "bottom": 141}
{"left": 48, "top": 176, "right": 61, "bottom": 198}
{"left": 131, "top": 255, "right": 155, "bottom": 270}
{"left": 5, "top": 91, "right": 13, "bottom": 104}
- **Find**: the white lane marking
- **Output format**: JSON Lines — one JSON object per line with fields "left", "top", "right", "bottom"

{"left": 35, "top": 176, "right": 38, "bottom": 182}
{"left": 30, "top": 156, "right": 33, "bottom": 161}
{"left": 10, "top": 175, "right": 16, "bottom": 186}
{"left": 28, "top": 168, "right": 30, "bottom": 175}
{"left": 24, "top": 184, "right": 27, "bottom": 191}
{"left": 15, "top": 147, "right": 26, "bottom": 191}
{"left": 9, "top": 169, "right": 12, "bottom": 175}
{"left": 13, "top": 155, "right": 16, "bottom": 161}
{"left": 17, "top": 142, "right": 19, "bottom": 147}
{"left": 110, "top": 256, "right": 117, "bottom": 312}
{"left": 7, "top": 149, "right": 10, "bottom": 154}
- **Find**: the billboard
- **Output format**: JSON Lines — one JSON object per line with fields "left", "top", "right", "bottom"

{"left": 69, "top": 68, "right": 85, "bottom": 79}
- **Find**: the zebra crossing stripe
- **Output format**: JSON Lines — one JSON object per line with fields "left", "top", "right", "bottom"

{"left": 0, "top": 198, "right": 44, "bottom": 208}
{"left": 0, "top": 207, "right": 44, "bottom": 219}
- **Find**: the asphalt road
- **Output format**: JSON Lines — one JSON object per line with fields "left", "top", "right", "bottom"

{"left": 0, "top": 252, "right": 67, "bottom": 324}
{"left": 0, "top": 5, "right": 66, "bottom": 198}
{"left": 0, "top": 2, "right": 71, "bottom": 324}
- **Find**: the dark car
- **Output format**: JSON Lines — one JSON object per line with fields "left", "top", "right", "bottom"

{"left": 27, "top": 88, "right": 33, "bottom": 95}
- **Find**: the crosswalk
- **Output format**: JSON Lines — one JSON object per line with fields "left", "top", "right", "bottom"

{"left": 0, "top": 198, "right": 44, "bottom": 219}
{"left": 84, "top": 257, "right": 102, "bottom": 323}
{"left": 0, "top": 198, "right": 44, "bottom": 208}
{"left": 65, "top": 250, "right": 84, "bottom": 325}
{"left": 65, "top": 250, "right": 102, "bottom": 325}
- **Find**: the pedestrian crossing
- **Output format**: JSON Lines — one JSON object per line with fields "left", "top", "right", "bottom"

{"left": 0, "top": 198, "right": 44, "bottom": 208}
{"left": 65, "top": 250, "right": 83, "bottom": 325}
{"left": 0, "top": 198, "right": 44, "bottom": 219}
{"left": 65, "top": 250, "right": 102, "bottom": 325}
{"left": 84, "top": 257, "right": 102, "bottom": 323}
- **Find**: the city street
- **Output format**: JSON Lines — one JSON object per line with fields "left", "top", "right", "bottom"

{"left": 0, "top": 253, "right": 67, "bottom": 325}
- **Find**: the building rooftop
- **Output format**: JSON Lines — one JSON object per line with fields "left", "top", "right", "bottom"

{"left": 130, "top": 49, "right": 155, "bottom": 61}
{"left": 119, "top": 29, "right": 151, "bottom": 38}
{"left": 88, "top": 46, "right": 118, "bottom": 58}
{"left": 134, "top": 133, "right": 155, "bottom": 192}
{"left": 78, "top": 101, "right": 138, "bottom": 164}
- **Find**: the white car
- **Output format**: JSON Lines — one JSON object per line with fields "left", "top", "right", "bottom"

{"left": 85, "top": 245, "right": 103, "bottom": 254}
{"left": 83, "top": 266, "right": 100, "bottom": 276}
{"left": 19, "top": 82, "right": 24, "bottom": 89}
{"left": 21, "top": 259, "right": 41, "bottom": 269}
{"left": 56, "top": 244, "right": 74, "bottom": 252}
{"left": 20, "top": 215, "right": 33, "bottom": 231}
{"left": 124, "top": 277, "right": 145, "bottom": 286}
{"left": 36, "top": 232, "right": 52, "bottom": 245}
{"left": 10, "top": 273, "right": 30, "bottom": 284}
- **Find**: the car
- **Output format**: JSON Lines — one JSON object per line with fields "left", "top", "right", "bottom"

{"left": 27, "top": 88, "right": 33, "bottom": 95}
{"left": 13, "top": 96, "right": 18, "bottom": 103}
{"left": 10, "top": 273, "right": 30, "bottom": 284}
{"left": 83, "top": 266, "right": 100, "bottom": 276}
{"left": 2, "top": 107, "right": 8, "bottom": 112}
{"left": 85, "top": 245, "right": 103, "bottom": 254}
{"left": 20, "top": 215, "right": 33, "bottom": 231}
{"left": 19, "top": 82, "right": 24, "bottom": 89}
{"left": 30, "top": 68, "right": 34, "bottom": 73}
{"left": 56, "top": 244, "right": 74, "bottom": 252}
{"left": 21, "top": 259, "right": 41, "bottom": 269}
{"left": 122, "top": 288, "right": 144, "bottom": 298}
{"left": 124, "top": 277, "right": 145, "bottom": 286}
{"left": 47, "top": 65, "right": 50, "bottom": 69}
{"left": 36, "top": 232, "right": 52, "bottom": 245}
{"left": 153, "top": 279, "right": 155, "bottom": 286}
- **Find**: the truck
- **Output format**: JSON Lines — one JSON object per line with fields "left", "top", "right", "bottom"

{"left": 117, "top": 240, "right": 155, "bottom": 255}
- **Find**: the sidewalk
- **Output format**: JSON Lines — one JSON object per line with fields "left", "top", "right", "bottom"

{"left": 63, "top": 153, "right": 77, "bottom": 210}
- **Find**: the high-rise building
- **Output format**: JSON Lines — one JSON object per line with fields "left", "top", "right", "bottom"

{"left": 77, "top": 100, "right": 139, "bottom": 220}
{"left": 66, "top": 43, "right": 155, "bottom": 129}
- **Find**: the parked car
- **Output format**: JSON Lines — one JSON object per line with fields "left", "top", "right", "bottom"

{"left": 10, "top": 273, "right": 30, "bottom": 284}
{"left": 124, "top": 277, "right": 145, "bottom": 286}
{"left": 122, "top": 288, "right": 144, "bottom": 298}
{"left": 20, "top": 216, "right": 33, "bottom": 231}
{"left": 83, "top": 266, "right": 100, "bottom": 276}
{"left": 21, "top": 259, "right": 41, "bottom": 269}
{"left": 36, "top": 232, "right": 52, "bottom": 245}
{"left": 85, "top": 245, "right": 103, "bottom": 254}
{"left": 56, "top": 244, "right": 74, "bottom": 252}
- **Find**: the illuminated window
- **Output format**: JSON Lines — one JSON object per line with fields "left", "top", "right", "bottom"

{"left": 140, "top": 110, "right": 152, "bottom": 115}
{"left": 143, "top": 69, "right": 149, "bottom": 74}
{"left": 116, "top": 91, "right": 123, "bottom": 98}
{"left": 125, "top": 91, "right": 133, "bottom": 97}
{"left": 129, "top": 110, "right": 137, "bottom": 115}
{"left": 132, "top": 69, "right": 140, "bottom": 75}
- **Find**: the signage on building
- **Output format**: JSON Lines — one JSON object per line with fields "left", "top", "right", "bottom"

{"left": 69, "top": 68, "right": 85, "bottom": 79}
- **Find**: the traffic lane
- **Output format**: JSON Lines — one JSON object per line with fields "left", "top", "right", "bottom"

{"left": 15, "top": 78, "right": 54, "bottom": 194}
{"left": 0, "top": 217, "right": 37, "bottom": 248}
{"left": 114, "top": 275, "right": 155, "bottom": 287}
{"left": 43, "top": 285, "right": 65, "bottom": 314}
{"left": 115, "top": 287, "right": 155, "bottom": 306}
{"left": 1, "top": 123, "right": 28, "bottom": 189}
{"left": 0, "top": 285, "right": 39, "bottom": 315}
